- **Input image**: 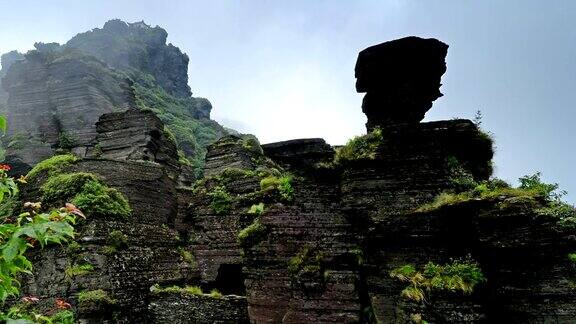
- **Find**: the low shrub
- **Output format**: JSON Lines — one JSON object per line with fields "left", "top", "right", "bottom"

{"left": 209, "top": 186, "right": 232, "bottom": 215}
{"left": 260, "top": 175, "right": 294, "bottom": 202}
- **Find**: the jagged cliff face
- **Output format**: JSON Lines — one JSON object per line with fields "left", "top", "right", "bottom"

{"left": 2, "top": 46, "right": 136, "bottom": 173}
{"left": 0, "top": 51, "right": 25, "bottom": 111}
{"left": 66, "top": 19, "right": 191, "bottom": 98}
{"left": 0, "top": 20, "right": 227, "bottom": 176}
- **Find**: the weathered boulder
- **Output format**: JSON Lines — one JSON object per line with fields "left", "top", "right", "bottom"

{"left": 355, "top": 36, "right": 448, "bottom": 130}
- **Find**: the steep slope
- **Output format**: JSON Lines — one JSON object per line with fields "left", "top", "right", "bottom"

{"left": 64, "top": 19, "right": 226, "bottom": 175}
{"left": 0, "top": 20, "right": 227, "bottom": 177}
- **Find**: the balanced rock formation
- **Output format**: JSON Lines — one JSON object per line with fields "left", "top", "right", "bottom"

{"left": 356, "top": 36, "right": 448, "bottom": 130}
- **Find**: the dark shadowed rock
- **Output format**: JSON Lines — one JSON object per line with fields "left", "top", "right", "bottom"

{"left": 355, "top": 36, "right": 448, "bottom": 130}
{"left": 262, "top": 138, "right": 334, "bottom": 169}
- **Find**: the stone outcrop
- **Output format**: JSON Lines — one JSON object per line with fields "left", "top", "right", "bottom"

{"left": 0, "top": 51, "right": 25, "bottom": 108}
{"left": 66, "top": 19, "right": 191, "bottom": 98}
{"left": 355, "top": 36, "right": 448, "bottom": 130}
{"left": 92, "top": 109, "right": 179, "bottom": 168}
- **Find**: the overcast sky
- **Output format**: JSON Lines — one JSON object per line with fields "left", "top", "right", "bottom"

{"left": 0, "top": 0, "right": 575, "bottom": 201}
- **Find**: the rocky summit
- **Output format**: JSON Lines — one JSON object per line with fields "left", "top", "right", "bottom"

{"left": 0, "top": 21, "right": 575, "bottom": 324}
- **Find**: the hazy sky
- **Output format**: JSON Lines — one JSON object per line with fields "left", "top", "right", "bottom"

{"left": 1, "top": 0, "right": 575, "bottom": 201}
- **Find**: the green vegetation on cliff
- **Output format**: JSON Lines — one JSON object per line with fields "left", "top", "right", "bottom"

{"left": 390, "top": 258, "right": 485, "bottom": 302}
{"left": 26, "top": 154, "right": 79, "bottom": 180}
{"left": 334, "top": 127, "right": 383, "bottom": 164}
{"left": 238, "top": 218, "right": 268, "bottom": 249}
{"left": 150, "top": 284, "right": 223, "bottom": 299}
{"left": 41, "top": 172, "right": 131, "bottom": 219}
{"left": 132, "top": 72, "right": 226, "bottom": 176}
{"left": 418, "top": 172, "right": 576, "bottom": 230}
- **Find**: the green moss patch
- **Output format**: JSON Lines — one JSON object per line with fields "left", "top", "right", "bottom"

{"left": 71, "top": 180, "right": 131, "bottom": 219}
{"left": 288, "top": 246, "right": 325, "bottom": 280}
{"left": 247, "top": 203, "right": 265, "bottom": 216}
{"left": 237, "top": 218, "right": 268, "bottom": 249}
{"left": 260, "top": 175, "right": 294, "bottom": 202}
{"left": 26, "top": 154, "right": 78, "bottom": 180}
{"left": 41, "top": 172, "right": 131, "bottom": 218}
{"left": 78, "top": 289, "right": 116, "bottom": 306}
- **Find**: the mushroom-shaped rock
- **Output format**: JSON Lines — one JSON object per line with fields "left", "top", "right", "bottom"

{"left": 355, "top": 36, "right": 448, "bottom": 130}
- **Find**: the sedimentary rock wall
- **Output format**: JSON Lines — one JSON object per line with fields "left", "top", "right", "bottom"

{"left": 2, "top": 45, "right": 135, "bottom": 171}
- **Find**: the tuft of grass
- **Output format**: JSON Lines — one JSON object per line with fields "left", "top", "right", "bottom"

{"left": 208, "top": 289, "right": 223, "bottom": 299}
{"left": 417, "top": 179, "right": 539, "bottom": 213}
{"left": 65, "top": 263, "right": 94, "bottom": 279}
{"left": 260, "top": 175, "right": 294, "bottom": 202}
{"left": 390, "top": 257, "right": 485, "bottom": 303}
{"left": 334, "top": 128, "right": 383, "bottom": 164}
{"left": 27, "top": 154, "right": 78, "bottom": 180}
{"left": 568, "top": 253, "right": 576, "bottom": 263}
{"left": 178, "top": 247, "right": 195, "bottom": 265}
{"left": 247, "top": 203, "right": 265, "bottom": 216}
